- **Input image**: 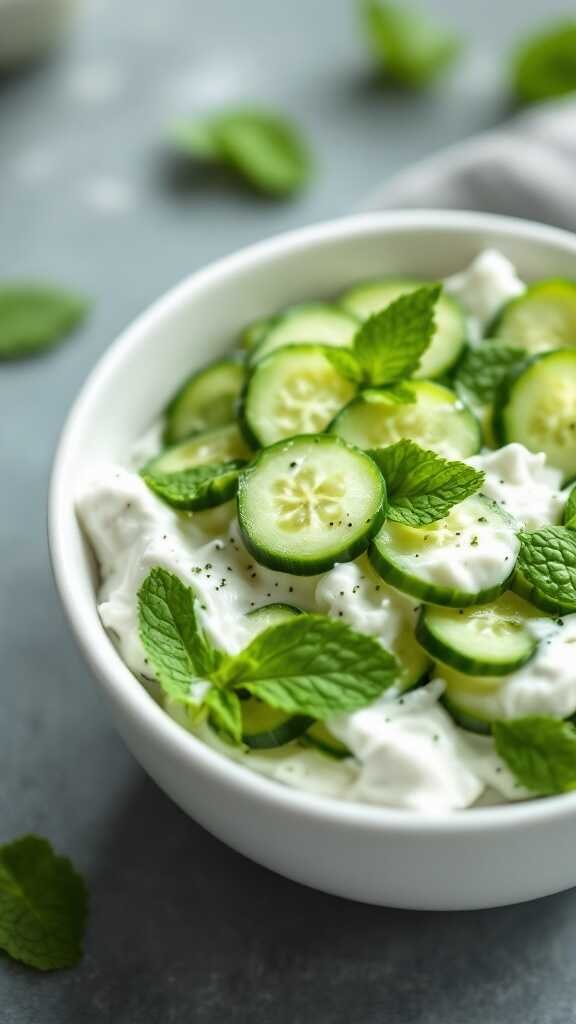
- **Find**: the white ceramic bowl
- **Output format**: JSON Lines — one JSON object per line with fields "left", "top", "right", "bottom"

{"left": 50, "top": 210, "right": 576, "bottom": 910}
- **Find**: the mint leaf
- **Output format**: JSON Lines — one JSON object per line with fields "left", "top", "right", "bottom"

{"left": 0, "top": 284, "right": 88, "bottom": 360}
{"left": 142, "top": 460, "right": 245, "bottom": 511}
{"left": 220, "top": 614, "right": 398, "bottom": 718}
{"left": 516, "top": 527, "right": 576, "bottom": 613}
{"left": 173, "top": 108, "right": 311, "bottom": 196}
{"left": 493, "top": 717, "right": 576, "bottom": 795}
{"left": 205, "top": 688, "right": 243, "bottom": 745}
{"left": 453, "top": 343, "right": 526, "bottom": 406}
{"left": 563, "top": 484, "right": 576, "bottom": 529}
{"left": 370, "top": 440, "right": 484, "bottom": 526}
{"left": 513, "top": 21, "right": 576, "bottom": 104}
{"left": 362, "top": 0, "right": 460, "bottom": 88}
{"left": 138, "top": 568, "right": 219, "bottom": 699}
{"left": 325, "top": 347, "right": 363, "bottom": 383}
{"left": 0, "top": 836, "right": 87, "bottom": 971}
{"left": 353, "top": 285, "right": 440, "bottom": 387}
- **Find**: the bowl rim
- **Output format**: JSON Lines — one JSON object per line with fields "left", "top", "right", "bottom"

{"left": 49, "top": 208, "right": 576, "bottom": 835}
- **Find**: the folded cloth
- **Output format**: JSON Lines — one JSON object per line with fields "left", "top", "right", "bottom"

{"left": 364, "top": 97, "right": 576, "bottom": 232}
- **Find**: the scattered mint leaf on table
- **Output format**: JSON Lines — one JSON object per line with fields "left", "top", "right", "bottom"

{"left": 138, "top": 568, "right": 220, "bottom": 698}
{"left": 361, "top": 0, "right": 460, "bottom": 88}
{"left": 205, "top": 688, "right": 243, "bottom": 745}
{"left": 515, "top": 527, "right": 576, "bottom": 613}
{"left": 352, "top": 285, "right": 440, "bottom": 387}
{"left": 0, "top": 284, "right": 88, "bottom": 360}
{"left": 369, "top": 440, "right": 484, "bottom": 526}
{"left": 217, "top": 614, "right": 398, "bottom": 719}
{"left": 172, "top": 108, "right": 311, "bottom": 196}
{"left": 563, "top": 485, "right": 576, "bottom": 529}
{"left": 141, "top": 460, "right": 246, "bottom": 511}
{"left": 493, "top": 717, "right": 576, "bottom": 795}
{"left": 512, "top": 21, "right": 576, "bottom": 104}
{"left": 453, "top": 343, "right": 526, "bottom": 406}
{"left": 0, "top": 835, "right": 87, "bottom": 971}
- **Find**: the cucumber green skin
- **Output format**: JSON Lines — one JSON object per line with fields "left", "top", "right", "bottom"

{"left": 488, "top": 278, "right": 576, "bottom": 345}
{"left": 368, "top": 541, "right": 514, "bottom": 608}
{"left": 415, "top": 607, "right": 536, "bottom": 676}
{"left": 441, "top": 694, "right": 492, "bottom": 735}
{"left": 248, "top": 303, "right": 358, "bottom": 366}
{"left": 492, "top": 349, "right": 576, "bottom": 487}
{"left": 163, "top": 359, "right": 245, "bottom": 446}
{"left": 141, "top": 463, "right": 243, "bottom": 511}
{"left": 240, "top": 317, "right": 275, "bottom": 351}
{"left": 243, "top": 713, "right": 313, "bottom": 750}
{"left": 301, "top": 724, "right": 351, "bottom": 760}
{"left": 237, "top": 435, "right": 387, "bottom": 576}
{"left": 511, "top": 565, "right": 576, "bottom": 616}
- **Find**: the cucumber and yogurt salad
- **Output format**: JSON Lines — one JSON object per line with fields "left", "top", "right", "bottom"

{"left": 78, "top": 249, "right": 576, "bottom": 812}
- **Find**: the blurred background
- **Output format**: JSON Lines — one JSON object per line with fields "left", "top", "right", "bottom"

{"left": 2, "top": 1, "right": 576, "bottom": 1021}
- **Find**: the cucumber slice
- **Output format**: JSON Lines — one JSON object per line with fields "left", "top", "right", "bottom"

{"left": 240, "top": 344, "right": 357, "bottom": 448}
{"left": 369, "top": 494, "right": 519, "bottom": 607}
{"left": 240, "top": 316, "right": 274, "bottom": 351}
{"left": 250, "top": 304, "right": 358, "bottom": 364}
{"left": 392, "top": 618, "right": 432, "bottom": 692}
{"left": 491, "top": 279, "right": 576, "bottom": 355}
{"left": 494, "top": 349, "right": 576, "bottom": 485}
{"left": 301, "top": 722, "right": 351, "bottom": 760}
{"left": 441, "top": 689, "right": 494, "bottom": 735}
{"left": 416, "top": 594, "right": 538, "bottom": 676}
{"left": 164, "top": 360, "right": 245, "bottom": 445}
{"left": 341, "top": 278, "right": 466, "bottom": 379}
{"left": 237, "top": 434, "right": 387, "bottom": 575}
{"left": 241, "top": 699, "right": 312, "bottom": 750}
{"left": 564, "top": 483, "right": 576, "bottom": 527}
{"left": 329, "top": 381, "right": 481, "bottom": 459}
{"left": 143, "top": 423, "right": 251, "bottom": 510}
{"left": 244, "top": 602, "right": 302, "bottom": 641}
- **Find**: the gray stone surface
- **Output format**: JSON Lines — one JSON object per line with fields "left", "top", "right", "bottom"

{"left": 1, "top": 0, "right": 576, "bottom": 1020}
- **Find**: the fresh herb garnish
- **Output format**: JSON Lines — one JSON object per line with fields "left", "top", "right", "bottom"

{"left": 563, "top": 484, "right": 576, "bottom": 530}
{"left": 138, "top": 568, "right": 398, "bottom": 733}
{"left": 493, "top": 717, "right": 576, "bottom": 795}
{"left": 329, "top": 285, "right": 441, "bottom": 390}
{"left": 369, "top": 439, "right": 484, "bottom": 526}
{"left": 512, "top": 20, "right": 576, "bottom": 104}
{"left": 0, "top": 835, "right": 87, "bottom": 971}
{"left": 361, "top": 0, "right": 460, "bottom": 88}
{"left": 453, "top": 342, "right": 526, "bottom": 407}
{"left": 172, "top": 107, "right": 311, "bottom": 196}
{"left": 141, "top": 460, "right": 246, "bottom": 511}
{"left": 516, "top": 527, "right": 576, "bottom": 614}
{"left": 0, "top": 284, "right": 88, "bottom": 360}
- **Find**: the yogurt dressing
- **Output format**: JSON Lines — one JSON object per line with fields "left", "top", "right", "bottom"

{"left": 77, "top": 250, "right": 574, "bottom": 813}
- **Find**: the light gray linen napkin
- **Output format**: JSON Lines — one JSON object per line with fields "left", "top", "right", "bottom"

{"left": 364, "top": 98, "right": 576, "bottom": 231}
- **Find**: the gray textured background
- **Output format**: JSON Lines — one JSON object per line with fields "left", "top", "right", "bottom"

{"left": 2, "top": 1, "right": 576, "bottom": 1021}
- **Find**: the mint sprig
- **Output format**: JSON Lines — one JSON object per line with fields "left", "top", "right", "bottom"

{"left": 513, "top": 20, "right": 576, "bottom": 104}
{"left": 172, "top": 107, "right": 311, "bottom": 196}
{"left": 361, "top": 0, "right": 460, "bottom": 88}
{"left": 493, "top": 717, "right": 576, "bottom": 795}
{"left": 138, "top": 568, "right": 398, "bottom": 736}
{"left": 138, "top": 568, "right": 221, "bottom": 699}
{"left": 0, "top": 836, "right": 87, "bottom": 971}
{"left": 0, "top": 284, "right": 89, "bottom": 360}
{"left": 369, "top": 439, "right": 484, "bottom": 526}
{"left": 141, "top": 460, "right": 246, "bottom": 511}
{"left": 515, "top": 527, "right": 576, "bottom": 614}
{"left": 453, "top": 342, "right": 526, "bottom": 407}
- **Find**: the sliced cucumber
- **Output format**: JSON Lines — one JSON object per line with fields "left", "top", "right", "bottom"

{"left": 244, "top": 602, "right": 302, "bottom": 641}
{"left": 164, "top": 360, "right": 245, "bottom": 445}
{"left": 341, "top": 278, "right": 467, "bottom": 379}
{"left": 240, "top": 316, "right": 274, "bottom": 351}
{"left": 369, "top": 494, "right": 519, "bottom": 607}
{"left": 416, "top": 594, "right": 538, "bottom": 676}
{"left": 392, "top": 618, "right": 432, "bottom": 692}
{"left": 237, "top": 434, "right": 387, "bottom": 575}
{"left": 301, "top": 722, "right": 351, "bottom": 760}
{"left": 240, "top": 344, "right": 357, "bottom": 448}
{"left": 241, "top": 699, "right": 312, "bottom": 750}
{"left": 143, "top": 423, "right": 251, "bottom": 510}
{"left": 564, "top": 483, "right": 576, "bottom": 527}
{"left": 494, "top": 349, "right": 576, "bottom": 485}
{"left": 329, "top": 381, "right": 481, "bottom": 459}
{"left": 250, "top": 304, "right": 358, "bottom": 364}
{"left": 491, "top": 278, "right": 576, "bottom": 355}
